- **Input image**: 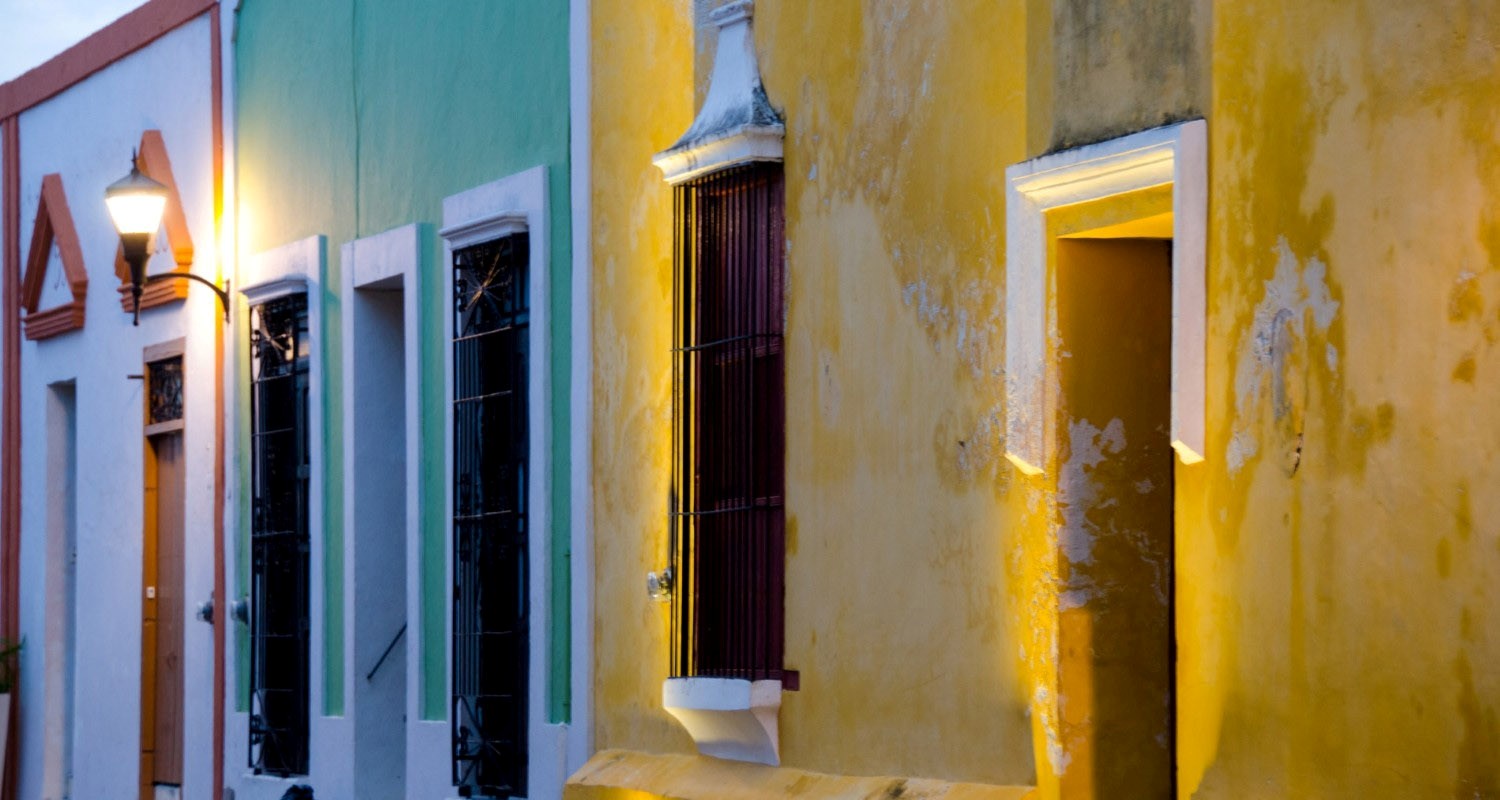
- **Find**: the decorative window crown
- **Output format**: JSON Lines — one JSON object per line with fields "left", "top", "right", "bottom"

{"left": 652, "top": 0, "right": 784, "bottom": 185}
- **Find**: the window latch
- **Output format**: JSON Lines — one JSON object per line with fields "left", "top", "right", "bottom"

{"left": 647, "top": 566, "right": 674, "bottom": 602}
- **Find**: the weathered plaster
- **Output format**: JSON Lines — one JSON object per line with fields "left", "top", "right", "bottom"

{"left": 590, "top": 0, "right": 1034, "bottom": 789}
{"left": 1044, "top": 0, "right": 1209, "bottom": 153}
{"left": 588, "top": 1, "right": 1500, "bottom": 798}
{"left": 1181, "top": 1, "right": 1500, "bottom": 796}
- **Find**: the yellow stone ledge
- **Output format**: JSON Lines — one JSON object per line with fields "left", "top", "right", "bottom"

{"left": 565, "top": 749, "right": 1037, "bottom": 800}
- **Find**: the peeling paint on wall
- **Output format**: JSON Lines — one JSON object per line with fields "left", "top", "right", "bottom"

{"left": 1227, "top": 238, "right": 1339, "bottom": 474}
{"left": 1057, "top": 417, "right": 1125, "bottom": 575}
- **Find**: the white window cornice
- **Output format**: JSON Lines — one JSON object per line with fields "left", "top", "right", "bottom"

{"left": 652, "top": 0, "right": 784, "bottom": 185}
{"left": 240, "top": 235, "right": 324, "bottom": 304}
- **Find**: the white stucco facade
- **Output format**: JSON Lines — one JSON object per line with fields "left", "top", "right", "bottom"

{"left": 7, "top": 13, "right": 221, "bottom": 800}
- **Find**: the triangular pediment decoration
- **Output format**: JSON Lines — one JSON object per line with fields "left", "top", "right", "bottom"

{"left": 20, "top": 173, "right": 87, "bottom": 340}
{"left": 114, "top": 129, "right": 194, "bottom": 313}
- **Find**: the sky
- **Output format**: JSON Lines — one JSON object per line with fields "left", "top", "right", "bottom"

{"left": 0, "top": 0, "right": 146, "bottom": 84}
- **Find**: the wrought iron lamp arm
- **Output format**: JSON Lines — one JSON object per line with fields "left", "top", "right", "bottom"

{"left": 143, "top": 271, "right": 231, "bottom": 321}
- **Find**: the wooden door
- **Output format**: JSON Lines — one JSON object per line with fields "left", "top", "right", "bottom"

{"left": 141, "top": 431, "right": 184, "bottom": 796}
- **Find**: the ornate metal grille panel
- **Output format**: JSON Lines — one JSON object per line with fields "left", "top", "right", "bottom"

{"left": 452, "top": 233, "right": 529, "bottom": 797}
{"left": 248, "top": 293, "right": 310, "bottom": 776}
{"left": 670, "top": 163, "right": 787, "bottom": 680}
{"left": 148, "top": 355, "right": 184, "bottom": 425}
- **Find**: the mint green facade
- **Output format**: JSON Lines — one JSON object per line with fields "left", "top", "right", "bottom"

{"left": 234, "top": 0, "right": 572, "bottom": 723}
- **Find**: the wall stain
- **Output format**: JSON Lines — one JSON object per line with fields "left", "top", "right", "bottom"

{"left": 1456, "top": 482, "right": 1473, "bottom": 541}
{"left": 1454, "top": 651, "right": 1499, "bottom": 799}
{"left": 1048, "top": 0, "right": 1209, "bottom": 151}
{"left": 1375, "top": 402, "right": 1396, "bottom": 439}
{"left": 1452, "top": 353, "right": 1477, "bottom": 384}
{"left": 1449, "top": 271, "right": 1483, "bottom": 322}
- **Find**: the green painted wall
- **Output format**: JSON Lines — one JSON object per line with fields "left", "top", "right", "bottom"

{"left": 235, "top": 0, "right": 572, "bottom": 722}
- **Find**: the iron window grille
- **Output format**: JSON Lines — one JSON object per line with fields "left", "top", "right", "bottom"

{"left": 248, "top": 293, "right": 311, "bottom": 777}
{"left": 670, "top": 163, "right": 787, "bottom": 681}
{"left": 452, "top": 233, "right": 530, "bottom": 798}
{"left": 147, "top": 355, "right": 183, "bottom": 425}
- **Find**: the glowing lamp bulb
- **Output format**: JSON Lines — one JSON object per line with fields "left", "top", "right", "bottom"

{"left": 104, "top": 158, "right": 168, "bottom": 236}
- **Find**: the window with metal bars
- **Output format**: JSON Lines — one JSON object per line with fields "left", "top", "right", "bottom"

{"left": 247, "top": 293, "right": 310, "bottom": 776}
{"left": 670, "top": 163, "right": 787, "bottom": 682}
{"left": 452, "top": 233, "right": 529, "bottom": 797}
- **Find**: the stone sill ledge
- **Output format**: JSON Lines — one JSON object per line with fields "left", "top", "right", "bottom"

{"left": 564, "top": 749, "right": 1037, "bottom": 800}
{"left": 663, "top": 677, "right": 782, "bottom": 764}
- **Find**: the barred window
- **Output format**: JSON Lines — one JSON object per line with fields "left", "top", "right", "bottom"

{"left": 671, "top": 163, "right": 787, "bottom": 681}
{"left": 248, "top": 293, "right": 311, "bottom": 776}
{"left": 452, "top": 233, "right": 530, "bottom": 797}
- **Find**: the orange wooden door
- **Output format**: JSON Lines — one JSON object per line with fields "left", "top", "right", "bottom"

{"left": 141, "top": 431, "right": 184, "bottom": 796}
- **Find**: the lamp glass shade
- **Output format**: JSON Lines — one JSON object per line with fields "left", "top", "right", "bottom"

{"left": 104, "top": 167, "right": 169, "bottom": 235}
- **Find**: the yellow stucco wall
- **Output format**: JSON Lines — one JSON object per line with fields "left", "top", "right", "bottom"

{"left": 590, "top": 0, "right": 1036, "bottom": 789}
{"left": 589, "top": 0, "right": 696, "bottom": 758}
{"left": 588, "top": 0, "right": 1500, "bottom": 797}
{"left": 1181, "top": 2, "right": 1500, "bottom": 797}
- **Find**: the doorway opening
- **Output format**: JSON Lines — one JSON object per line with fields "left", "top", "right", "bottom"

{"left": 349, "top": 274, "right": 408, "bottom": 800}
{"left": 44, "top": 380, "right": 77, "bottom": 800}
{"left": 1005, "top": 121, "right": 1205, "bottom": 800}
{"left": 1054, "top": 236, "right": 1175, "bottom": 799}
{"left": 140, "top": 344, "right": 186, "bottom": 800}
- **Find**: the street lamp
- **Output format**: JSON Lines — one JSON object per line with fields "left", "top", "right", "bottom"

{"left": 105, "top": 151, "right": 228, "bottom": 325}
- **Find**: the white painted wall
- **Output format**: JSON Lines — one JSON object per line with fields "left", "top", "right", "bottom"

{"left": 567, "top": 0, "right": 595, "bottom": 779}
{"left": 12, "top": 15, "right": 218, "bottom": 800}
{"left": 36, "top": 241, "right": 71, "bottom": 311}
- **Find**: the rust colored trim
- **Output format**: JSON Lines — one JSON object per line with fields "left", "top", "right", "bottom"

{"left": 112, "top": 129, "right": 196, "bottom": 315}
{"left": 140, "top": 130, "right": 195, "bottom": 267}
{"left": 0, "top": 0, "right": 216, "bottom": 120}
{"left": 22, "top": 174, "right": 89, "bottom": 315}
{"left": 2, "top": 114, "right": 21, "bottom": 800}
{"left": 116, "top": 279, "right": 189, "bottom": 313}
{"left": 20, "top": 301, "right": 85, "bottom": 341}
{"left": 18, "top": 199, "right": 48, "bottom": 312}
{"left": 209, "top": 6, "right": 227, "bottom": 797}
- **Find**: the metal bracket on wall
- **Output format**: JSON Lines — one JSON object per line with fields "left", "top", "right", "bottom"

{"left": 144, "top": 272, "right": 231, "bottom": 321}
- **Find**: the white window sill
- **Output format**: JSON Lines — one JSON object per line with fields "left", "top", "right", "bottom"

{"left": 662, "top": 677, "right": 782, "bottom": 766}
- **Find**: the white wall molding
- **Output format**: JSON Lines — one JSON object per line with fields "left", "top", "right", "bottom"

{"left": 1004, "top": 120, "right": 1207, "bottom": 474}
{"left": 236, "top": 234, "right": 331, "bottom": 794}
{"left": 652, "top": 0, "right": 783, "bottom": 184}
{"left": 437, "top": 213, "right": 527, "bottom": 251}
{"left": 568, "top": 0, "right": 596, "bottom": 778}
{"left": 340, "top": 223, "right": 423, "bottom": 800}
{"left": 240, "top": 235, "right": 323, "bottom": 303}
{"left": 654, "top": 128, "right": 784, "bottom": 186}
{"left": 346, "top": 223, "right": 421, "bottom": 290}
{"left": 440, "top": 165, "right": 567, "bottom": 798}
